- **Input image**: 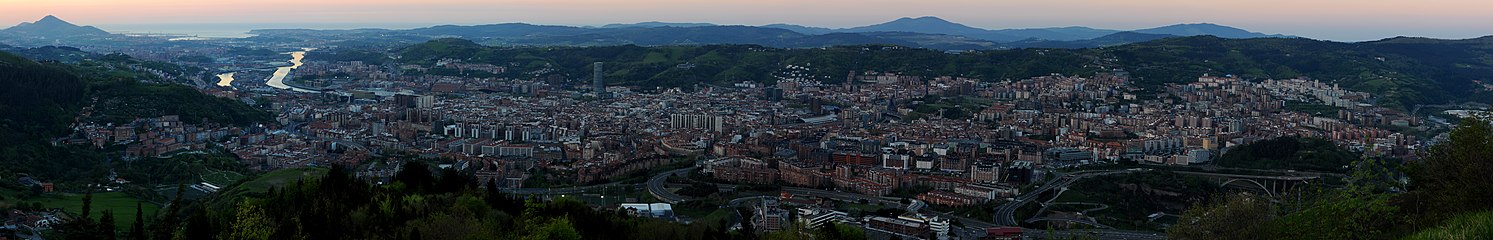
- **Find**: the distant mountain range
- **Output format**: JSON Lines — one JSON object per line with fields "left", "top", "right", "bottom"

{"left": 240, "top": 16, "right": 1298, "bottom": 50}
{"left": 641, "top": 16, "right": 1290, "bottom": 43}
{"left": 622, "top": 16, "right": 1291, "bottom": 43}
{"left": 4, "top": 15, "right": 1493, "bottom": 109}
{"left": 387, "top": 35, "right": 1493, "bottom": 108}
{"left": 1, "top": 15, "right": 1304, "bottom": 50}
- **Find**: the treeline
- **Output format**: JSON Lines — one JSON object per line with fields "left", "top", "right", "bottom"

{"left": 1217, "top": 136, "right": 1359, "bottom": 173}
{"left": 88, "top": 81, "right": 272, "bottom": 126}
{"left": 44, "top": 161, "right": 866, "bottom": 240}
{"left": 0, "top": 50, "right": 271, "bottom": 186}
{"left": 1169, "top": 118, "right": 1493, "bottom": 239}
{"left": 42, "top": 160, "right": 874, "bottom": 240}
{"left": 390, "top": 35, "right": 1493, "bottom": 108}
{"left": 0, "top": 51, "right": 87, "bottom": 144}
{"left": 395, "top": 38, "right": 1098, "bottom": 89}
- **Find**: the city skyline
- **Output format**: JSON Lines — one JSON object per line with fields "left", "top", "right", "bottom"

{"left": 2, "top": 0, "right": 1491, "bottom": 41}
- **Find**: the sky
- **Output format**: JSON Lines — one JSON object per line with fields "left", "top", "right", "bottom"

{"left": 1, "top": 0, "right": 1490, "bottom": 41}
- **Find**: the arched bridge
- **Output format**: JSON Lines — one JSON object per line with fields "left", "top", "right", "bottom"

{"left": 1173, "top": 171, "right": 1322, "bottom": 198}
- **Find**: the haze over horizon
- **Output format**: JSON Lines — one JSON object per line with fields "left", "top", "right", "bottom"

{"left": 2, "top": 0, "right": 1491, "bottom": 42}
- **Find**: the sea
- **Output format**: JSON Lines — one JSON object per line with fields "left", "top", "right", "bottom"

{"left": 95, "top": 22, "right": 437, "bottom": 38}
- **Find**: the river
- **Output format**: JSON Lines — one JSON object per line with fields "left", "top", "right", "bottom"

{"left": 266, "top": 49, "right": 320, "bottom": 93}
{"left": 215, "top": 72, "right": 235, "bottom": 87}
{"left": 215, "top": 48, "right": 319, "bottom": 93}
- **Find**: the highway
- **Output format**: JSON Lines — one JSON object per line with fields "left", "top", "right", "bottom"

{"left": 646, "top": 167, "right": 696, "bottom": 203}
{"left": 993, "top": 169, "right": 1141, "bottom": 226}
{"left": 729, "top": 195, "right": 774, "bottom": 207}
{"left": 502, "top": 182, "right": 632, "bottom": 195}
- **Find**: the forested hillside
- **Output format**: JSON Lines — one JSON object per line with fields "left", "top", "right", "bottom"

{"left": 0, "top": 51, "right": 87, "bottom": 144}
{"left": 0, "top": 50, "right": 271, "bottom": 182}
{"left": 1169, "top": 118, "right": 1493, "bottom": 239}
{"left": 385, "top": 35, "right": 1493, "bottom": 108}
{"left": 46, "top": 162, "right": 864, "bottom": 240}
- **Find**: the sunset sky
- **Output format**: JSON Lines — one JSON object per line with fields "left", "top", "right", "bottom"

{"left": 2, "top": 0, "right": 1490, "bottom": 41}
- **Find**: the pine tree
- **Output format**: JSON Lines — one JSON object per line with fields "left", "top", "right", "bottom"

{"left": 486, "top": 178, "right": 516, "bottom": 214}
{"left": 99, "top": 210, "right": 117, "bottom": 240}
{"left": 130, "top": 201, "right": 147, "bottom": 240}
{"left": 80, "top": 189, "right": 94, "bottom": 219}
{"left": 152, "top": 182, "right": 187, "bottom": 240}
{"left": 62, "top": 189, "right": 100, "bottom": 240}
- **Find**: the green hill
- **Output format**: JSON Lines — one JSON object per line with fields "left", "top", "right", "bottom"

{"left": 1217, "top": 136, "right": 1358, "bottom": 172}
{"left": 398, "top": 38, "right": 1096, "bottom": 89}
{"left": 1104, "top": 36, "right": 1493, "bottom": 108}
{"left": 0, "top": 51, "right": 87, "bottom": 144}
{"left": 396, "top": 35, "right": 1493, "bottom": 108}
{"left": 0, "top": 50, "right": 272, "bottom": 183}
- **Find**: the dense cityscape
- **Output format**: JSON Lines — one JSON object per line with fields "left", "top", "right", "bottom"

{"left": 3, "top": 2, "right": 1493, "bottom": 240}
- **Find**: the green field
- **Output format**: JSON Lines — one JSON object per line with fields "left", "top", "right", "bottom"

{"left": 201, "top": 170, "right": 247, "bottom": 187}
{"left": 31, "top": 192, "right": 161, "bottom": 231}
{"left": 195, "top": 167, "right": 329, "bottom": 212}
{"left": 0, "top": 187, "right": 23, "bottom": 208}
{"left": 235, "top": 167, "right": 328, "bottom": 193}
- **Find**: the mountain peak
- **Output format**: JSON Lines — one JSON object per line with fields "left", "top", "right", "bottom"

{"left": 845, "top": 16, "right": 1023, "bottom": 42}
{"left": 31, "top": 15, "right": 77, "bottom": 27}
{"left": 1174, "top": 22, "right": 1222, "bottom": 27}
{"left": 4, "top": 15, "right": 109, "bottom": 37}
{"left": 1134, "top": 23, "right": 1288, "bottom": 39}
{"left": 38, "top": 15, "right": 64, "bottom": 22}
{"left": 859, "top": 16, "right": 973, "bottom": 30}
{"left": 893, "top": 16, "right": 954, "bottom": 24}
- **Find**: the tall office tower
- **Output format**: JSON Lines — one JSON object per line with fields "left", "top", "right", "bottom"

{"left": 593, "top": 62, "right": 605, "bottom": 96}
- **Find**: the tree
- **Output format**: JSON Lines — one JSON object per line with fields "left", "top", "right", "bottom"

{"left": 1402, "top": 118, "right": 1493, "bottom": 227}
{"left": 1168, "top": 193, "right": 1278, "bottom": 240}
{"left": 736, "top": 206, "right": 756, "bottom": 238}
{"left": 815, "top": 222, "right": 866, "bottom": 240}
{"left": 1274, "top": 191, "right": 1400, "bottom": 239}
{"left": 435, "top": 168, "right": 472, "bottom": 193}
{"left": 153, "top": 182, "right": 186, "bottom": 240}
{"left": 55, "top": 189, "right": 101, "bottom": 240}
{"left": 180, "top": 210, "right": 215, "bottom": 240}
{"left": 81, "top": 189, "right": 94, "bottom": 219}
{"left": 408, "top": 227, "right": 422, "bottom": 240}
{"left": 99, "top": 210, "right": 117, "bottom": 240}
{"left": 394, "top": 161, "right": 435, "bottom": 192}
{"left": 521, "top": 218, "right": 581, "bottom": 240}
{"left": 129, "top": 202, "right": 147, "bottom": 240}
{"left": 229, "top": 202, "right": 274, "bottom": 240}
{"left": 485, "top": 178, "right": 521, "bottom": 215}
{"left": 1268, "top": 154, "right": 1406, "bottom": 239}
{"left": 1403, "top": 211, "right": 1493, "bottom": 240}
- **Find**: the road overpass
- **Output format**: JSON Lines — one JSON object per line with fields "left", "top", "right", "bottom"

{"left": 993, "top": 169, "right": 1141, "bottom": 226}
{"left": 646, "top": 167, "right": 696, "bottom": 203}
{"left": 1171, "top": 170, "right": 1320, "bottom": 197}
